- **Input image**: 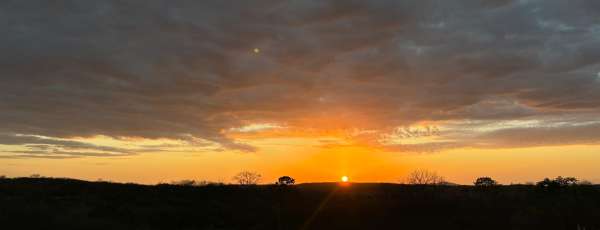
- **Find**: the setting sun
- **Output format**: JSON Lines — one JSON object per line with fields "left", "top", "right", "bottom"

{"left": 341, "top": 176, "right": 349, "bottom": 182}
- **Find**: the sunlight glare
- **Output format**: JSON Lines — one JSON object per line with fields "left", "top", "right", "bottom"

{"left": 341, "top": 176, "right": 349, "bottom": 182}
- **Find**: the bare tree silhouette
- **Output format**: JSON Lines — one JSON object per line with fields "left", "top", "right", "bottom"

{"left": 404, "top": 169, "right": 445, "bottom": 185}
{"left": 233, "top": 171, "right": 262, "bottom": 185}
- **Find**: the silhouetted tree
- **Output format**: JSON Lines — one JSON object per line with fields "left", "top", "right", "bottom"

{"left": 474, "top": 177, "right": 498, "bottom": 187}
{"left": 405, "top": 169, "right": 445, "bottom": 185}
{"left": 537, "top": 176, "right": 579, "bottom": 190}
{"left": 233, "top": 171, "right": 262, "bottom": 185}
{"left": 276, "top": 176, "right": 295, "bottom": 186}
{"left": 537, "top": 178, "right": 560, "bottom": 190}
{"left": 555, "top": 176, "right": 578, "bottom": 186}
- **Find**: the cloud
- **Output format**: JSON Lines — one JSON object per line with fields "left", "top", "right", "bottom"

{"left": 0, "top": 134, "right": 138, "bottom": 158}
{"left": 469, "top": 123, "right": 600, "bottom": 148}
{"left": 0, "top": 133, "right": 221, "bottom": 159}
{"left": 1, "top": 0, "right": 600, "bottom": 156}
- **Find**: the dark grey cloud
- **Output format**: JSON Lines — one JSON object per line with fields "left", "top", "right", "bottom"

{"left": 1, "top": 0, "right": 600, "bottom": 155}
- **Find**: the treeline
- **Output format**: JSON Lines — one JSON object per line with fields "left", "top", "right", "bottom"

{"left": 2, "top": 170, "right": 595, "bottom": 188}
{"left": 1, "top": 176, "right": 600, "bottom": 230}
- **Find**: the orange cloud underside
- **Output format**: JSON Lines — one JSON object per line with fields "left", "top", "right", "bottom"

{"left": 4, "top": 133, "right": 600, "bottom": 185}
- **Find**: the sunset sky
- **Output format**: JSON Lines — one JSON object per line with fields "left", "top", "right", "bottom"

{"left": 2, "top": 0, "right": 600, "bottom": 184}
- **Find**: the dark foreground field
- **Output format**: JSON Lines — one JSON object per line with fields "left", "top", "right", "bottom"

{"left": 1, "top": 178, "right": 600, "bottom": 230}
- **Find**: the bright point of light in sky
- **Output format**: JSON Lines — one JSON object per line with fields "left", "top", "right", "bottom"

{"left": 341, "top": 176, "right": 349, "bottom": 182}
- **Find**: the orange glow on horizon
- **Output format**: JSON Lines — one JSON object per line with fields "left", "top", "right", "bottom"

{"left": 2, "top": 134, "right": 600, "bottom": 185}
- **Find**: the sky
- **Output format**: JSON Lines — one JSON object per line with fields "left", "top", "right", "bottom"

{"left": 1, "top": 0, "right": 600, "bottom": 184}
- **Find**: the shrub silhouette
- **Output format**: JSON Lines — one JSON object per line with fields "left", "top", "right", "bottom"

{"left": 474, "top": 177, "right": 498, "bottom": 187}
{"left": 536, "top": 176, "right": 579, "bottom": 190}
{"left": 554, "top": 176, "right": 578, "bottom": 186}
{"left": 171, "top": 179, "right": 196, "bottom": 186}
{"left": 169, "top": 179, "right": 224, "bottom": 186}
{"left": 276, "top": 176, "right": 295, "bottom": 186}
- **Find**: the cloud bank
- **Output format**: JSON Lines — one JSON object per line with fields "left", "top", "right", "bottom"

{"left": 1, "top": 0, "right": 600, "bottom": 157}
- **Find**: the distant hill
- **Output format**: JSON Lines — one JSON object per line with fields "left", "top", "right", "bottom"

{"left": 1, "top": 177, "right": 599, "bottom": 230}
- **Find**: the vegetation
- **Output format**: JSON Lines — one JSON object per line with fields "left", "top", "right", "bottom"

{"left": 474, "top": 177, "right": 499, "bottom": 187}
{"left": 404, "top": 169, "right": 446, "bottom": 185}
{"left": 1, "top": 176, "right": 598, "bottom": 230}
{"left": 169, "top": 180, "right": 225, "bottom": 187}
{"left": 276, "top": 176, "right": 295, "bottom": 186}
{"left": 537, "top": 176, "right": 581, "bottom": 190}
{"left": 232, "top": 171, "right": 262, "bottom": 185}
